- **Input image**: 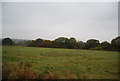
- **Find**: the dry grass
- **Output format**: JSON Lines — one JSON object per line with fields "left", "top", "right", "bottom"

{"left": 2, "top": 62, "right": 10, "bottom": 79}
{"left": 2, "top": 62, "right": 37, "bottom": 80}
{"left": 41, "top": 71, "right": 60, "bottom": 79}
{"left": 2, "top": 62, "right": 77, "bottom": 80}
{"left": 11, "top": 62, "right": 37, "bottom": 79}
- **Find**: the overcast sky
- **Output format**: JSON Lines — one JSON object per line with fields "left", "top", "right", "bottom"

{"left": 2, "top": 2, "right": 118, "bottom": 42}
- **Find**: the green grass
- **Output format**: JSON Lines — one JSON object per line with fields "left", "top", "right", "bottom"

{"left": 2, "top": 46, "right": 119, "bottom": 79}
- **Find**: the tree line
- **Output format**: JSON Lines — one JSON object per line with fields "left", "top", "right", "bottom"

{"left": 2, "top": 36, "right": 120, "bottom": 51}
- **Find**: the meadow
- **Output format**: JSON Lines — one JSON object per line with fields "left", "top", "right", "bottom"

{"left": 2, "top": 46, "right": 119, "bottom": 79}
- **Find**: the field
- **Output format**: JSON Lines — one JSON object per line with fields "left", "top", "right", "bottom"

{"left": 2, "top": 46, "right": 119, "bottom": 79}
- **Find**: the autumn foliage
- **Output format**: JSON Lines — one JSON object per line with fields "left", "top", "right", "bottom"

{"left": 2, "top": 36, "right": 120, "bottom": 51}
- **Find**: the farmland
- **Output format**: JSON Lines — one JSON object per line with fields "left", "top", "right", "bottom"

{"left": 2, "top": 46, "right": 119, "bottom": 79}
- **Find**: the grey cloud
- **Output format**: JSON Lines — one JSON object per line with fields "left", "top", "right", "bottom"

{"left": 2, "top": 2, "right": 118, "bottom": 42}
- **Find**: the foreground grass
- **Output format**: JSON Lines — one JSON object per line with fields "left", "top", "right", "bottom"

{"left": 2, "top": 46, "right": 119, "bottom": 79}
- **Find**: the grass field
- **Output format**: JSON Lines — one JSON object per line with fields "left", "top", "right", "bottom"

{"left": 2, "top": 46, "right": 119, "bottom": 79}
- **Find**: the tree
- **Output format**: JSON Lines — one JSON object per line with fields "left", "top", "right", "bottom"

{"left": 68, "top": 37, "right": 77, "bottom": 49}
{"left": 26, "top": 37, "right": 119, "bottom": 51}
{"left": 77, "top": 41, "right": 85, "bottom": 49}
{"left": 111, "top": 36, "right": 120, "bottom": 51}
{"left": 54, "top": 37, "right": 69, "bottom": 48}
{"left": 2, "top": 38, "right": 14, "bottom": 45}
{"left": 36, "top": 38, "right": 43, "bottom": 43}
{"left": 27, "top": 40, "right": 36, "bottom": 47}
{"left": 42, "top": 40, "right": 52, "bottom": 47}
{"left": 101, "top": 41, "right": 110, "bottom": 50}
{"left": 34, "top": 38, "right": 44, "bottom": 47}
{"left": 85, "top": 39, "right": 100, "bottom": 49}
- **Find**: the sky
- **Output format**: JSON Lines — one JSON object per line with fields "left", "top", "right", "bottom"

{"left": 0, "top": 3, "right": 2, "bottom": 39}
{"left": 2, "top": 2, "right": 118, "bottom": 42}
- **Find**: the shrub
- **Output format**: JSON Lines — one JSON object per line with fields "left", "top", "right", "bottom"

{"left": 2, "top": 62, "right": 37, "bottom": 80}
{"left": 11, "top": 62, "right": 37, "bottom": 79}
{"left": 2, "top": 62, "right": 80, "bottom": 79}
{"left": 89, "top": 46, "right": 103, "bottom": 50}
{"left": 2, "top": 62, "right": 11, "bottom": 79}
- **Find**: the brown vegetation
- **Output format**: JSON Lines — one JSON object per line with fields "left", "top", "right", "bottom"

{"left": 11, "top": 62, "right": 37, "bottom": 79}
{"left": 2, "top": 62, "right": 79, "bottom": 80}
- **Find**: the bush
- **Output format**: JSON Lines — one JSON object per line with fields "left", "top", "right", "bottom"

{"left": 2, "top": 62, "right": 11, "bottom": 79}
{"left": 2, "top": 62, "right": 37, "bottom": 80}
{"left": 12, "top": 62, "right": 37, "bottom": 79}
{"left": 89, "top": 46, "right": 103, "bottom": 50}
{"left": 2, "top": 62, "right": 80, "bottom": 79}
